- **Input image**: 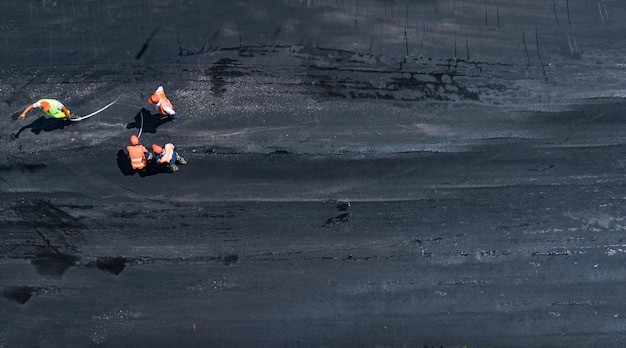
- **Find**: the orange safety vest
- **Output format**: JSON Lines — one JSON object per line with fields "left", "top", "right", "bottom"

{"left": 151, "top": 90, "right": 174, "bottom": 116}
{"left": 127, "top": 145, "right": 148, "bottom": 170}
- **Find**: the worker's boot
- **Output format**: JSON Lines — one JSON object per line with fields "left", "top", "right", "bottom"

{"left": 176, "top": 154, "right": 187, "bottom": 165}
{"left": 168, "top": 164, "right": 179, "bottom": 173}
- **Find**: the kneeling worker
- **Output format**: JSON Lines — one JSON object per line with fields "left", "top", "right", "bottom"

{"left": 152, "top": 142, "right": 186, "bottom": 173}
{"left": 127, "top": 135, "right": 153, "bottom": 171}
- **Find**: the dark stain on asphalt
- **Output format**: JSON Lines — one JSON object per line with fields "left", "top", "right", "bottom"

{"left": 135, "top": 25, "right": 161, "bottom": 60}
{"left": 221, "top": 254, "right": 239, "bottom": 265}
{"left": 31, "top": 251, "right": 79, "bottom": 277}
{"left": 95, "top": 257, "right": 129, "bottom": 275}
{"left": 336, "top": 201, "right": 351, "bottom": 211}
{"left": 323, "top": 212, "right": 350, "bottom": 227}
{"left": 3, "top": 286, "right": 35, "bottom": 305}
{"left": 12, "top": 199, "right": 84, "bottom": 230}
{"left": 0, "top": 162, "right": 47, "bottom": 173}
{"left": 207, "top": 58, "right": 246, "bottom": 96}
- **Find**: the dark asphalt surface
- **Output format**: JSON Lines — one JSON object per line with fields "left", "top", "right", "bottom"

{"left": 3, "top": 1, "right": 626, "bottom": 347}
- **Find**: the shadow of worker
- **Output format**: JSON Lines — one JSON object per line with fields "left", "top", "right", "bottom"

{"left": 116, "top": 149, "right": 168, "bottom": 177}
{"left": 126, "top": 108, "right": 171, "bottom": 134}
{"left": 116, "top": 150, "right": 136, "bottom": 176}
{"left": 12, "top": 116, "right": 72, "bottom": 139}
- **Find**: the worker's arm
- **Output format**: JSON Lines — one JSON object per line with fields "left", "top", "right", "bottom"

{"left": 19, "top": 104, "right": 34, "bottom": 119}
{"left": 61, "top": 105, "right": 71, "bottom": 119}
{"left": 162, "top": 105, "right": 176, "bottom": 116}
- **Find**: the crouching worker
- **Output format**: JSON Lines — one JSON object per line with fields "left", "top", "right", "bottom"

{"left": 147, "top": 86, "right": 178, "bottom": 121}
{"left": 152, "top": 143, "right": 186, "bottom": 173}
{"left": 127, "top": 135, "right": 153, "bottom": 171}
{"left": 19, "top": 99, "right": 71, "bottom": 120}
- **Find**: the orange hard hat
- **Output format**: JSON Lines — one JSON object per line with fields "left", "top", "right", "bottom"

{"left": 40, "top": 101, "right": 50, "bottom": 112}
{"left": 130, "top": 135, "right": 139, "bottom": 145}
{"left": 149, "top": 94, "right": 160, "bottom": 104}
{"left": 152, "top": 144, "right": 163, "bottom": 154}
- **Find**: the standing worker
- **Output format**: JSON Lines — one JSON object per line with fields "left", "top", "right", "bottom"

{"left": 152, "top": 142, "right": 186, "bottom": 173}
{"left": 19, "top": 99, "right": 71, "bottom": 120}
{"left": 147, "top": 86, "right": 178, "bottom": 121}
{"left": 127, "top": 135, "right": 153, "bottom": 171}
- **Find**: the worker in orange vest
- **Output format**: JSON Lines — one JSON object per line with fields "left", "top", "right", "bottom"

{"left": 127, "top": 135, "right": 153, "bottom": 171}
{"left": 152, "top": 142, "right": 186, "bottom": 172}
{"left": 19, "top": 99, "right": 71, "bottom": 120}
{"left": 147, "top": 86, "right": 178, "bottom": 120}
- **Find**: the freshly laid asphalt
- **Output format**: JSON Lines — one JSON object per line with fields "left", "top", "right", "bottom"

{"left": 3, "top": 1, "right": 626, "bottom": 347}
